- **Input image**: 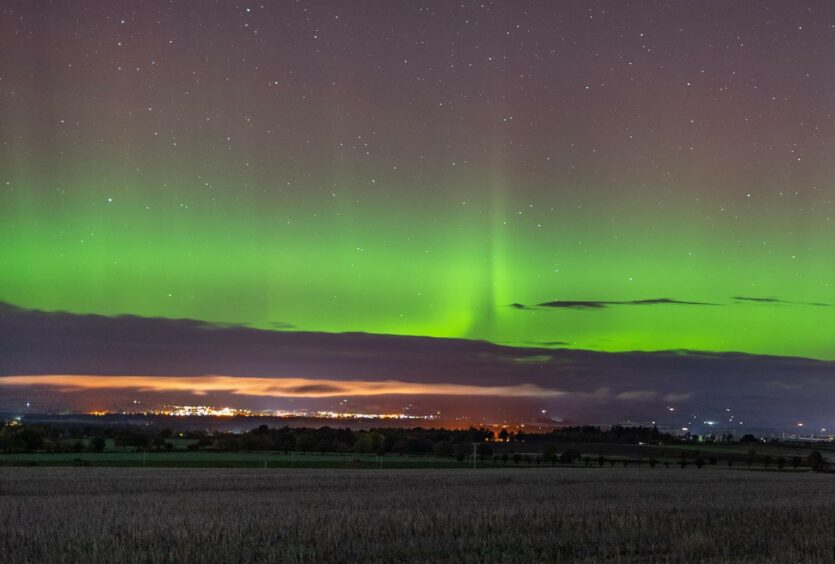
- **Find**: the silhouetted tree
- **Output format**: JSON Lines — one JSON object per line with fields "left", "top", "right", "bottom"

{"left": 807, "top": 451, "right": 825, "bottom": 472}
{"left": 18, "top": 428, "right": 44, "bottom": 451}
{"left": 433, "top": 441, "right": 454, "bottom": 458}
{"left": 477, "top": 444, "right": 493, "bottom": 460}
{"left": 89, "top": 437, "right": 106, "bottom": 452}
{"left": 559, "top": 449, "right": 581, "bottom": 465}
{"left": 542, "top": 444, "right": 558, "bottom": 464}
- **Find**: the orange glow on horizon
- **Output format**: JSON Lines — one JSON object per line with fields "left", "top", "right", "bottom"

{"left": 0, "top": 374, "right": 565, "bottom": 398}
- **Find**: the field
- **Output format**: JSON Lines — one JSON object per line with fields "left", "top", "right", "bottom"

{"left": 2, "top": 439, "right": 830, "bottom": 470}
{"left": 1, "top": 467, "right": 833, "bottom": 563}
{"left": 0, "top": 450, "right": 468, "bottom": 468}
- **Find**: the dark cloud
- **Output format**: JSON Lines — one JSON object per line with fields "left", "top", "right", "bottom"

{"left": 284, "top": 384, "right": 346, "bottom": 395}
{"left": 268, "top": 321, "right": 297, "bottom": 329}
{"left": 537, "top": 300, "right": 607, "bottom": 309}
{"left": 1, "top": 302, "right": 834, "bottom": 429}
{"left": 733, "top": 296, "right": 782, "bottom": 304}
{"left": 734, "top": 296, "right": 831, "bottom": 307}
{"left": 514, "top": 297, "right": 831, "bottom": 310}
{"left": 534, "top": 298, "right": 719, "bottom": 309}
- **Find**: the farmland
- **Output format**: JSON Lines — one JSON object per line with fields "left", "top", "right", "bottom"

{"left": 1, "top": 467, "right": 833, "bottom": 563}
{"left": 0, "top": 438, "right": 830, "bottom": 470}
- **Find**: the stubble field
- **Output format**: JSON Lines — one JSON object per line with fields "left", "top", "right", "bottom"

{"left": 1, "top": 467, "right": 833, "bottom": 563}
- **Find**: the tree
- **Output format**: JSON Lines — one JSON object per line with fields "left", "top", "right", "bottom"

{"left": 89, "top": 437, "right": 106, "bottom": 452}
{"left": 296, "top": 433, "right": 317, "bottom": 452}
{"left": 597, "top": 455, "right": 606, "bottom": 467}
{"left": 218, "top": 437, "right": 242, "bottom": 451}
{"left": 17, "top": 428, "right": 44, "bottom": 452}
{"left": 433, "top": 441, "right": 454, "bottom": 458}
{"left": 807, "top": 451, "right": 825, "bottom": 472}
{"left": 477, "top": 444, "right": 493, "bottom": 460}
{"left": 498, "top": 429, "right": 510, "bottom": 442}
{"left": 559, "top": 449, "right": 581, "bottom": 465}
{"left": 542, "top": 444, "right": 558, "bottom": 464}
{"left": 391, "top": 439, "right": 410, "bottom": 455}
{"left": 350, "top": 431, "right": 384, "bottom": 454}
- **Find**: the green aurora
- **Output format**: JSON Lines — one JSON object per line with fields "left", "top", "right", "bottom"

{"left": 3, "top": 161, "right": 832, "bottom": 359}
{"left": 1, "top": 2, "right": 833, "bottom": 360}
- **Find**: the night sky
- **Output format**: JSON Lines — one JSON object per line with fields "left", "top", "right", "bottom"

{"left": 1, "top": 2, "right": 833, "bottom": 426}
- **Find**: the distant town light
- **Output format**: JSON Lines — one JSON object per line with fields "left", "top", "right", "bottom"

{"left": 85, "top": 405, "right": 437, "bottom": 420}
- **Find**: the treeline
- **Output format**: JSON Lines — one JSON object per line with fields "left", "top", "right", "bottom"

{"left": 0, "top": 421, "right": 674, "bottom": 455}
{"left": 515, "top": 425, "right": 673, "bottom": 444}
{"left": 1, "top": 420, "right": 831, "bottom": 471}
{"left": 0, "top": 421, "right": 497, "bottom": 456}
{"left": 213, "top": 426, "right": 503, "bottom": 459}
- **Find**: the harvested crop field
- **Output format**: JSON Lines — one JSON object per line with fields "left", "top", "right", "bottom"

{"left": 1, "top": 467, "right": 833, "bottom": 563}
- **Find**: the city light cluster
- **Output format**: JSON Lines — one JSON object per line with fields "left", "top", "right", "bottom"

{"left": 86, "top": 405, "right": 437, "bottom": 420}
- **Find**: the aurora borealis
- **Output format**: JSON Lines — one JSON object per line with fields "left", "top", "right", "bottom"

{"left": 1, "top": 2, "right": 834, "bottom": 426}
